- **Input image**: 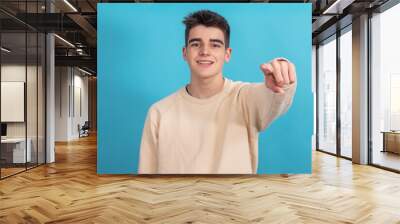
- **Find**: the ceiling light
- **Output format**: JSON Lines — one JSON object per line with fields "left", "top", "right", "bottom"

{"left": 78, "top": 67, "right": 93, "bottom": 76}
{"left": 322, "top": 0, "right": 355, "bottom": 15}
{"left": 63, "top": 0, "right": 78, "bottom": 12}
{"left": 1, "top": 47, "right": 11, "bottom": 53}
{"left": 54, "top": 34, "right": 75, "bottom": 48}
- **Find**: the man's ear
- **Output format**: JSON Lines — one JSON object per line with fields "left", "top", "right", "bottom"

{"left": 182, "top": 47, "right": 187, "bottom": 61}
{"left": 225, "top": 47, "right": 232, "bottom": 62}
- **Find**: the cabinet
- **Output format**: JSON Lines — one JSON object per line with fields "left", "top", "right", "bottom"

{"left": 0, "top": 138, "right": 32, "bottom": 165}
{"left": 382, "top": 131, "right": 400, "bottom": 154}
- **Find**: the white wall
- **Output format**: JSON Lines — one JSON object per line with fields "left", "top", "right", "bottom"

{"left": 1, "top": 65, "right": 40, "bottom": 137}
{"left": 1, "top": 65, "right": 26, "bottom": 131}
{"left": 55, "top": 66, "right": 70, "bottom": 141}
{"left": 55, "top": 67, "right": 89, "bottom": 141}
{"left": 1, "top": 63, "right": 46, "bottom": 164}
{"left": 71, "top": 72, "right": 89, "bottom": 138}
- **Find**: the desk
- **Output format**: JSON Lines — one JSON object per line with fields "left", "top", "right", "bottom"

{"left": 1, "top": 138, "right": 31, "bottom": 163}
{"left": 381, "top": 131, "right": 400, "bottom": 154}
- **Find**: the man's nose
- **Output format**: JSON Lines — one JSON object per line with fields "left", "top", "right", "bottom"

{"left": 199, "top": 45, "right": 210, "bottom": 55}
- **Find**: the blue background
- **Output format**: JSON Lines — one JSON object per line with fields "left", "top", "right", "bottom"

{"left": 98, "top": 3, "right": 312, "bottom": 174}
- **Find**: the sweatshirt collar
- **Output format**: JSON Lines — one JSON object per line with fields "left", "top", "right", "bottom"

{"left": 180, "top": 78, "right": 231, "bottom": 105}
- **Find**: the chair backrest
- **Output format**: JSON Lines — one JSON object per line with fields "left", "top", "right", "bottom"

{"left": 82, "top": 121, "right": 90, "bottom": 129}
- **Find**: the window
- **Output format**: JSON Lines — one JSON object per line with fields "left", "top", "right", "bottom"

{"left": 317, "top": 36, "right": 337, "bottom": 154}
{"left": 0, "top": 1, "right": 47, "bottom": 179}
{"left": 339, "top": 28, "right": 352, "bottom": 158}
{"left": 371, "top": 2, "right": 400, "bottom": 171}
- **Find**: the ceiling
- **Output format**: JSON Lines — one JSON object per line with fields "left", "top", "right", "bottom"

{"left": 0, "top": 0, "right": 394, "bottom": 75}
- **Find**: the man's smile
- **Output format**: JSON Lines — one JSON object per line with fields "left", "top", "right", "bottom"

{"left": 196, "top": 59, "right": 215, "bottom": 67}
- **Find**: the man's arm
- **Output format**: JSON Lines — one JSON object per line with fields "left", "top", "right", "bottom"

{"left": 138, "top": 107, "right": 159, "bottom": 174}
{"left": 239, "top": 58, "right": 297, "bottom": 132}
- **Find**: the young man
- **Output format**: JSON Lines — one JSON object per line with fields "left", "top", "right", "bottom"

{"left": 138, "top": 10, "right": 296, "bottom": 174}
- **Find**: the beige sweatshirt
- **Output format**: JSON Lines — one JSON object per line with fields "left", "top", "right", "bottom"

{"left": 138, "top": 78, "right": 296, "bottom": 174}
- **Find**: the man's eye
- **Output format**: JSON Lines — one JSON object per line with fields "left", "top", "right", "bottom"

{"left": 212, "top": 44, "right": 221, "bottom": 48}
{"left": 191, "top": 43, "right": 200, "bottom": 47}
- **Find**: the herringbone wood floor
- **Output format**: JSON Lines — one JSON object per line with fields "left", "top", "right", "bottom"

{"left": 1, "top": 134, "right": 400, "bottom": 224}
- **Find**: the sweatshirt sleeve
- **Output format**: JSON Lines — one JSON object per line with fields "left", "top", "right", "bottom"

{"left": 239, "top": 82, "right": 296, "bottom": 133}
{"left": 138, "top": 106, "right": 159, "bottom": 174}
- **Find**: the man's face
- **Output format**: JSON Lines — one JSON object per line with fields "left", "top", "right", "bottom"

{"left": 183, "top": 25, "right": 232, "bottom": 79}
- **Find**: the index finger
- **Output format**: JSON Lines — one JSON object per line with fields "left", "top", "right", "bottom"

{"left": 260, "top": 63, "right": 274, "bottom": 76}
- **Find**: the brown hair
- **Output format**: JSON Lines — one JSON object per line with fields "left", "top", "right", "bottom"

{"left": 183, "top": 10, "right": 230, "bottom": 48}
